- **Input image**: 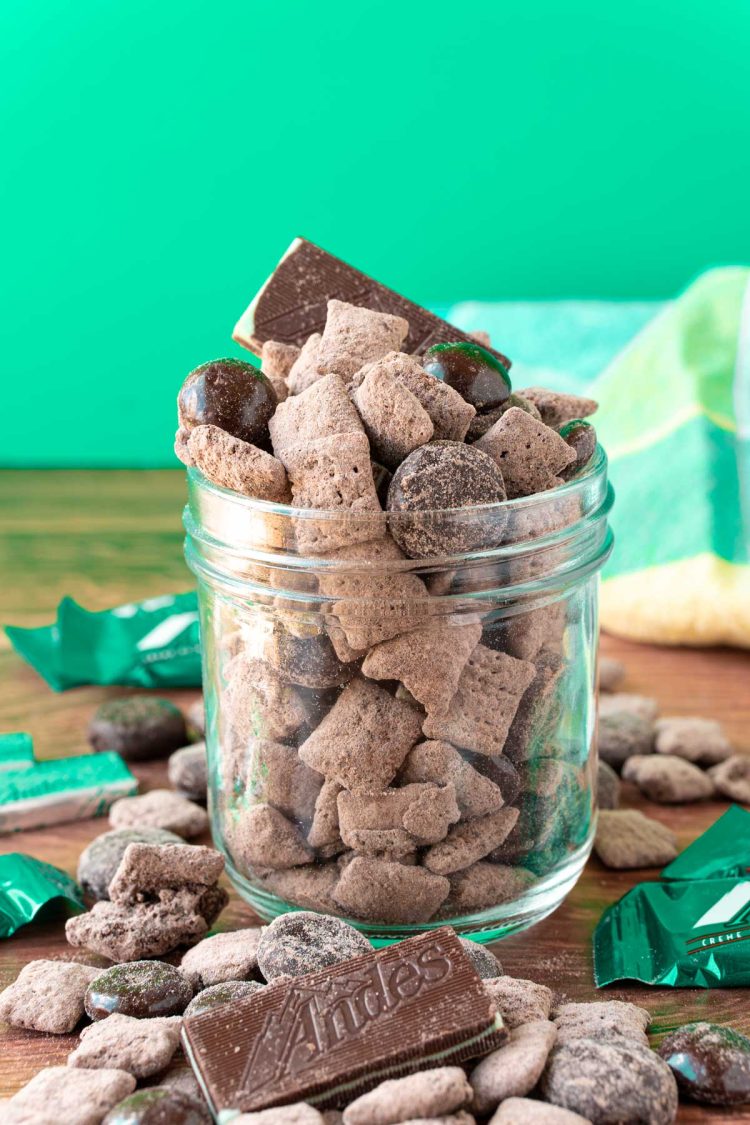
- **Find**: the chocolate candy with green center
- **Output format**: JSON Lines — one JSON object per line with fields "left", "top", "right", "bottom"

{"left": 85, "top": 960, "right": 193, "bottom": 1020}
{"left": 658, "top": 1021, "right": 750, "bottom": 1106}
{"left": 559, "top": 419, "right": 596, "bottom": 479}
{"left": 178, "top": 358, "right": 276, "bottom": 447}
{"left": 423, "top": 342, "right": 511, "bottom": 411}
{"left": 102, "top": 1087, "right": 211, "bottom": 1125}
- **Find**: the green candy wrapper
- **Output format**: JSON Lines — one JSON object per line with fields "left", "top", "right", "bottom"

{"left": 0, "top": 853, "right": 84, "bottom": 938}
{"left": 0, "top": 732, "right": 35, "bottom": 772}
{"left": 0, "top": 752, "right": 137, "bottom": 833}
{"left": 595, "top": 805, "right": 750, "bottom": 988}
{"left": 5, "top": 591, "right": 201, "bottom": 691}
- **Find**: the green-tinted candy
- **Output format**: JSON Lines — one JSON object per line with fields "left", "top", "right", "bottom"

{"left": 423, "top": 341, "right": 511, "bottom": 411}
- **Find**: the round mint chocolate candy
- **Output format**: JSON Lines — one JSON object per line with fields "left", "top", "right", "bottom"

{"left": 102, "top": 1087, "right": 211, "bottom": 1125}
{"left": 178, "top": 358, "right": 276, "bottom": 447}
{"left": 459, "top": 938, "right": 503, "bottom": 979}
{"left": 423, "top": 341, "right": 511, "bottom": 411}
{"left": 78, "top": 826, "right": 184, "bottom": 901}
{"left": 184, "top": 979, "right": 264, "bottom": 1018}
{"left": 658, "top": 1021, "right": 750, "bottom": 1106}
{"left": 256, "top": 911, "right": 371, "bottom": 980}
{"left": 559, "top": 419, "right": 596, "bottom": 480}
{"left": 88, "top": 696, "right": 188, "bottom": 761}
{"left": 85, "top": 961, "right": 193, "bottom": 1021}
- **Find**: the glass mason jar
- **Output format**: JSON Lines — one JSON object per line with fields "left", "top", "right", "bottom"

{"left": 184, "top": 447, "right": 612, "bottom": 944}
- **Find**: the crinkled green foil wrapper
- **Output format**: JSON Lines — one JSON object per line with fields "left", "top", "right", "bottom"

{"left": 595, "top": 805, "right": 750, "bottom": 988}
{"left": 5, "top": 591, "right": 201, "bottom": 690}
{"left": 0, "top": 854, "right": 84, "bottom": 938}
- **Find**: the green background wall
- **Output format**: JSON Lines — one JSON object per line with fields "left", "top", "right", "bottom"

{"left": 2, "top": 0, "right": 749, "bottom": 466}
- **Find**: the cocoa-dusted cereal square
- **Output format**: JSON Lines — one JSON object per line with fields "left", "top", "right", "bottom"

{"left": 399, "top": 740, "right": 505, "bottom": 818}
{"left": 244, "top": 738, "right": 323, "bottom": 823}
{"left": 224, "top": 654, "right": 311, "bottom": 743}
{"left": 299, "top": 678, "right": 423, "bottom": 791}
{"left": 187, "top": 425, "right": 289, "bottom": 501}
{"left": 423, "top": 808, "right": 520, "bottom": 875}
{"left": 269, "top": 374, "right": 364, "bottom": 466}
{"left": 362, "top": 620, "right": 482, "bottom": 717}
{"left": 65, "top": 898, "right": 208, "bottom": 961}
{"left": 474, "top": 408, "right": 577, "bottom": 497}
{"left": 521, "top": 386, "right": 598, "bottom": 430}
{"left": 107, "top": 842, "right": 223, "bottom": 903}
{"left": 337, "top": 782, "right": 460, "bottom": 856}
{"left": 287, "top": 333, "right": 323, "bottom": 395}
{"left": 442, "top": 862, "right": 535, "bottom": 914}
{"left": 332, "top": 855, "right": 450, "bottom": 923}
{"left": 351, "top": 362, "right": 434, "bottom": 469}
{"left": 356, "top": 352, "right": 476, "bottom": 442}
{"left": 316, "top": 300, "right": 409, "bottom": 381}
{"left": 230, "top": 803, "right": 314, "bottom": 872}
{"left": 307, "top": 779, "right": 345, "bottom": 856}
{"left": 0, "top": 960, "right": 99, "bottom": 1035}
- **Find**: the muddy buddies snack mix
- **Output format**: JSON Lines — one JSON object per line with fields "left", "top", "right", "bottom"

{"left": 177, "top": 240, "right": 606, "bottom": 930}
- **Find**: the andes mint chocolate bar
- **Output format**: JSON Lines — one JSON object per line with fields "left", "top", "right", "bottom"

{"left": 182, "top": 926, "right": 506, "bottom": 1115}
{"left": 233, "top": 237, "right": 511, "bottom": 366}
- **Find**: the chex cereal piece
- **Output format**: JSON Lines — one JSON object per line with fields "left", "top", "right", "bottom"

{"left": 66, "top": 898, "right": 207, "bottom": 961}
{"left": 180, "top": 927, "right": 263, "bottom": 989}
{"left": 0, "top": 959, "right": 99, "bottom": 1034}
{"left": 358, "top": 352, "right": 476, "bottom": 441}
{"left": 77, "top": 826, "right": 184, "bottom": 901}
{"left": 263, "top": 621, "right": 354, "bottom": 690}
{"left": 316, "top": 299, "right": 409, "bottom": 381}
{"left": 708, "top": 754, "right": 750, "bottom": 803}
{"left": 483, "top": 975, "right": 553, "bottom": 1030}
{"left": 553, "top": 1000, "right": 650, "bottom": 1046}
{"left": 540, "top": 1040, "right": 677, "bottom": 1125}
{"left": 187, "top": 425, "right": 289, "bottom": 501}
{"left": 599, "top": 692, "right": 659, "bottom": 722}
{"left": 333, "top": 855, "right": 450, "bottom": 923}
{"left": 423, "top": 646, "right": 536, "bottom": 757}
{"left": 599, "top": 656, "right": 626, "bottom": 692}
{"left": 244, "top": 738, "right": 323, "bottom": 823}
{"left": 594, "top": 809, "right": 678, "bottom": 869}
{"left": 299, "top": 678, "right": 423, "bottom": 791}
{"left": 424, "top": 808, "right": 520, "bottom": 875}
{"left": 224, "top": 654, "right": 311, "bottom": 743}
{"left": 338, "top": 783, "right": 460, "bottom": 855}
{"left": 287, "top": 333, "right": 323, "bottom": 395}
{"left": 490, "top": 1100, "right": 590, "bottom": 1124}
{"left": 261, "top": 864, "right": 341, "bottom": 914}
{"left": 469, "top": 1020, "right": 558, "bottom": 1114}
{"left": 442, "top": 862, "right": 534, "bottom": 913}
{"left": 362, "top": 621, "right": 482, "bottom": 716}
{"left": 400, "top": 741, "right": 505, "bottom": 818}
{"left": 107, "top": 842, "right": 223, "bottom": 903}
{"left": 598, "top": 711, "right": 654, "bottom": 771}
{"left": 286, "top": 432, "right": 385, "bottom": 552}
{"left": 474, "top": 408, "right": 576, "bottom": 497}
{"left": 269, "top": 373, "right": 364, "bottom": 466}
{"left": 654, "top": 716, "right": 732, "bottom": 765}
{"left": 261, "top": 339, "right": 299, "bottom": 401}
{"left": 319, "top": 536, "right": 431, "bottom": 650}
{"left": 351, "top": 362, "right": 434, "bottom": 468}
{"left": 499, "top": 602, "right": 566, "bottom": 662}
{"left": 307, "top": 779, "right": 345, "bottom": 855}
{"left": 503, "top": 649, "right": 564, "bottom": 762}
{"left": 521, "top": 387, "right": 598, "bottom": 429}
{"left": 109, "top": 789, "right": 208, "bottom": 838}
{"left": 342, "top": 1067, "right": 472, "bottom": 1125}
{"left": 68, "top": 1012, "right": 182, "bottom": 1078}
{"left": 230, "top": 803, "right": 313, "bottom": 871}
{"left": 622, "top": 754, "right": 715, "bottom": 803}
{"left": 5, "top": 1067, "right": 135, "bottom": 1125}
{"left": 233, "top": 1107, "right": 325, "bottom": 1124}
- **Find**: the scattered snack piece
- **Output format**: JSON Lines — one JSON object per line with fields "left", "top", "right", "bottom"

{"left": 460, "top": 939, "right": 503, "bottom": 979}
{"left": 77, "top": 827, "right": 184, "bottom": 901}
{"left": 598, "top": 693, "right": 659, "bottom": 723}
{"left": 342, "top": 1067, "right": 472, "bottom": 1125}
{"left": 263, "top": 622, "right": 354, "bottom": 690}
{"left": 469, "top": 1020, "right": 558, "bottom": 1114}
{"left": 424, "top": 809, "right": 521, "bottom": 875}
{"left": 0, "top": 959, "right": 99, "bottom": 1034}
{"left": 598, "top": 656, "right": 626, "bottom": 692}
{"left": 107, "top": 842, "right": 223, "bottom": 904}
{"left": 521, "top": 387, "right": 598, "bottom": 430}
{"left": 483, "top": 976, "right": 553, "bottom": 1029}
{"left": 308, "top": 779, "right": 345, "bottom": 856}
{"left": 180, "top": 927, "right": 263, "bottom": 989}
{"left": 85, "top": 960, "right": 193, "bottom": 1020}
{"left": 597, "top": 711, "right": 654, "bottom": 771}
{"left": 473, "top": 408, "right": 576, "bottom": 497}
{"left": 286, "top": 432, "right": 384, "bottom": 551}
{"left": 168, "top": 741, "right": 208, "bottom": 801}
{"left": 362, "top": 621, "right": 482, "bottom": 716}
{"left": 422, "top": 342, "right": 511, "bottom": 412}
{"left": 102, "top": 1086, "right": 212, "bottom": 1124}
{"left": 657, "top": 1021, "right": 750, "bottom": 1107}
{"left": 224, "top": 654, "right": 311, "bottom": 743}
{"left": 466, "top": 392, "right": 541, "bottom": 442}
{"left": 260, "top": 864, "right": 341, "bottom": 914}
{"left": 88, "top": 696, "right": 188, "bottom": 761}
{"left": 333, "top": 855, "right": 450, "bottom": 923}
{"left": 444, "top": 863, "right": 535, "bottom": 914}
{"left": 654, "top": 716, "right": 732, "bottom": 766}
{"left": 109, "top": 789, "right": 208, "bottom": 838}
{"left": 256, "top": 911, "right": 371, "bottom": 980}
{"left": 187, "top": 425, "right": 289, "bottom": 500}
{"left": 287, "top": 333, "right": 324, "bottom": 394}
{"left": 489, "top": 1099, "right": 590, "bottom": 1124}
{"left": 66, "top": 898, "right": 207, "bottom": 962}
{"left": 708, "top": 754, "right": 750, "bottom": 803}
{"left": 233, "top": 1107, "right": 325, "bottom": 1124}
{"left": 316, "top": 299, "right": 409, "bottom": 381}
{"left": 269, "top": 373, "right": 364, "bottom": 466}
{"left": 299, "top": 678, "right": 422, "bottom": 792}
{"left": 596, "top": 760, "right": 620, "bottom": 810}
{"left": 622, "top": 754, "right": 715, "bottom": 803}
{"left": 68, "top": 1012, "right": 182, "bottom": 1078}
{"left": 184, "top": 980, "right": 265, "bottom": 1018}
{"left": 400, "top": 741, "right": 505, "bottom": 818}
{"left": 242, "top": 738, "right": 323, "bottom": 823}
{"left": 594, "top": 809, "right": 678, "bottom": 869}
{"left": 387, "top": 441, "right": 507, "bottom": 557}
{"left": 424, "top": 647, "right": 535, "bottom": 758}
{"left": 338, "top": 783, "right": 460, "bottom": 855}
{"left": 262, "top": 339, "right": 300, "bottom": 396}
{"left": 553, "top": 1001, "right": 650, "bottom": 1046}
{"left": 178, "top": 358, "right": 277, "bottom": 446}
{"left": 6, "top": 1067, "right": 135, "bottom": 1125}
{"left": 352, "top": 363, "right": 434, "bottom": 469}
{"left": 540, "top": 1039, "right": 678, "bottom": 1125}
{"left": 358, "top": 351, "right": 477, "bottom": 442}
{"left": 230, "top": 803, "right": 314, "bottom": 871}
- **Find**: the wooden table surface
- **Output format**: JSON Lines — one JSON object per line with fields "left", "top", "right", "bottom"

{"left": 1, "top": 469, "right": 749, "bottom": 1121}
